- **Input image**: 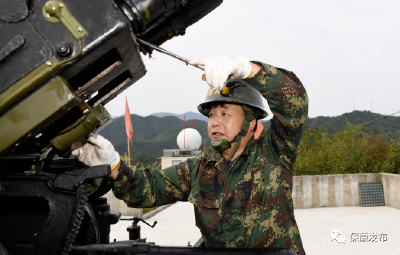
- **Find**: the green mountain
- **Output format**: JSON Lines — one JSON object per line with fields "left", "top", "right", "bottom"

{"left": 150, "top": 111, "right": 209, "bottom": 122}
{"left": 150, "top": 111, "right": 272, "bottom": 125}
{"left": 100, "top": 110, "right": 399, "bottom": 158}
{"left": 307, "top": 110, "right": 400, "bottom": 139}
{"left": 99, "top": 114, "right": 210, "bottom": 157}
{"left": 100, "top": 114, "right": 270, "bottom": 157}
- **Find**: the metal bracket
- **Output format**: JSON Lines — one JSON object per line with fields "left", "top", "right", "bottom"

{"left": 54, "top": 165, "right": 111, "bottom": 190}
{"left": 0, "top": 35, "right": 25, "bottom": 63}
{"left": 42, "top": 1, "right": 87, "bottom": 40}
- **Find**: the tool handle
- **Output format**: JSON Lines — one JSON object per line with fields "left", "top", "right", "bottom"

{"left": 201, "top": 74, "right": 234, "bottom": 81}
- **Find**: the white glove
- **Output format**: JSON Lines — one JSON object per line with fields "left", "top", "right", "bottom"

{"left": 188, "top": 56, "right": 252, "bottom": 91}
{"left": 71, "top": 133, "right": 120, "bottom": 168}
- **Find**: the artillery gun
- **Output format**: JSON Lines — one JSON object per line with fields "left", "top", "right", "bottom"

{"left": 0, "top": 1, "right": 295, "bottom": 254}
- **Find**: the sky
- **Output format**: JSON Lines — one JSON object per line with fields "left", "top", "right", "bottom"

{"left": 105, "top": 0, "right": 400, "bottom": 120}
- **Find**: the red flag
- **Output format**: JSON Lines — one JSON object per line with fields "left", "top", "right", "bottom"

{"left": 125, "top": 96, "right": 133, "bottom": 147}
{"left": 254, "top": 120, "right": 264, "bottom": 139}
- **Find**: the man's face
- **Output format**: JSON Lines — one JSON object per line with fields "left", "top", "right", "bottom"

{"left": 208, "top": 103, "right": 245, "bottom": 141}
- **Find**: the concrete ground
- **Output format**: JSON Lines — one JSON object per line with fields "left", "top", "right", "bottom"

{"left": 110, "top": 202, "right": 400, "bottom": 255}
{"left": 295, "top": 206, "right": 400, "bottom": 255}
{"left": 111, "top": 202, "right": 201, "bottom": 247}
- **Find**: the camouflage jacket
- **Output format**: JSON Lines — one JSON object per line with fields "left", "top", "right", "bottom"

{"left": 112, "top": 61, "right": 308, "bottom": 255}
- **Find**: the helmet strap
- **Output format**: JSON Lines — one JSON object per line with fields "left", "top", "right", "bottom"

{"left": 226, "top": 105, "right": 251, "bottom": 160}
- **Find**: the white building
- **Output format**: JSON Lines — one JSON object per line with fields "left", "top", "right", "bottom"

{"left": 161, "top": 128, "right": 203, "bottom": 169}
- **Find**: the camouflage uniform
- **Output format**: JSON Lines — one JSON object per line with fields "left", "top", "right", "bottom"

{"left": 112, "top": 61, "right": 308, "bottom": 254}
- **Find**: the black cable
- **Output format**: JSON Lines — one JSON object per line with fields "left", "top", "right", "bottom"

{"left": 361, "top": 110, "right": 400, "bottom": 127}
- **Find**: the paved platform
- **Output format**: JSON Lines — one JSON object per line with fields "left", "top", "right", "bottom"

{"left": 111, "top": 202, "right": 201, "bottom": 247}
{"left": 295, "top": 206, "right": 400, "bottom": 255}
{"left": 110, "top": 202, "right": 400, "bottom": 255}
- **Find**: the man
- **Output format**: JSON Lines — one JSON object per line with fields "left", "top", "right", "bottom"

{"left": 72, "top": 56, "right": 308, "bottom": 254}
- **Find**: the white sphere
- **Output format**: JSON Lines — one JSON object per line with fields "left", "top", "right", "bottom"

{"left": 177, "top": 128, "right": 202, "bottom": 150}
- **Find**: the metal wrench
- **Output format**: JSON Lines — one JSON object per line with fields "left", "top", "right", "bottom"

{"left": 136, "top": 38, "right": 206, "bottom": 80}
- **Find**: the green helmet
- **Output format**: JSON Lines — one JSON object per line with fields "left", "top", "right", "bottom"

{"left": 198, "top": 79, "right": 268, "bottom": 160}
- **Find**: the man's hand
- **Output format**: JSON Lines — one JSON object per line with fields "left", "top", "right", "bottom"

{"left": 188, "top": 56, "right": 252, "bottom": 91}
{"left": 71, "top": 133, "right": 120, "bottom": 171}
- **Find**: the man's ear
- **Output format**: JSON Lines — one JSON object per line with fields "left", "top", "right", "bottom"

{"left": 248, "top": 119, "right": 257, "bottom": 132}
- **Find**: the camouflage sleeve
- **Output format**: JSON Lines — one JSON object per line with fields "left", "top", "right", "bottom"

{"left": 111, "top": 158, "right": 196, "bottom": 208}
{"left": 244, "top": 61, "right": 309, "bottom": 174}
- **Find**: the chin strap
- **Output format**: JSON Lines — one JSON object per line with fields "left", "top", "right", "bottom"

{"left": 211, "top": 106, "right": 264, "bottom": 161}
{"left": 226, "top": 105, "right": 251, "bottom": 160}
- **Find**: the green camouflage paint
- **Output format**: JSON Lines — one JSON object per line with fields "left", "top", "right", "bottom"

{"left": 112, "top": 61, "right": 308, "bottom": 254}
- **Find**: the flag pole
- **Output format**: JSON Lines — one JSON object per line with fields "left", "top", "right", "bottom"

{"left": 125, "top": 96, "right": 134, "bottom": 167}
{"left": 127, "top": 138, "right": 130, "bottom": 167}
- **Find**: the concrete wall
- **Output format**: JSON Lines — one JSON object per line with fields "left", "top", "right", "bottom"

{"left": 381, "top": 173, "right": 400, "bottom": 210}
{"left": 103, "top": 172, "right": 400, "bottom": 214}
{"left": 292, "top": 173, "right": 400, "bottom": 209}
{"left": 103, "top": 190, "right": 143, "bottom": 217}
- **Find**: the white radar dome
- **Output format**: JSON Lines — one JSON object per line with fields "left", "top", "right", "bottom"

{"left": 177, "top": 128, "right": 202, "bottom": 150}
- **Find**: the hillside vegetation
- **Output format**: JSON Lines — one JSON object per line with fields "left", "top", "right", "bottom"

{"left": 99, "top": 114, "right": 210, "bottom": 157}
{"left": 296, "top": 111, "right": 400, "bottom": 175}
{"left": 100, "top": 111, "right": 399, "bottom": 162}
{"left": 120, "top": 152, "right": 160, "bottom": 169}
{"left": 307, "top": 110, "right": 400, "bottom": 139}
{"left": 151, "top": 111, "right": 208, "bottom": 122}
{"left": 295, "top": 123, "right": 400, "bottom": 175}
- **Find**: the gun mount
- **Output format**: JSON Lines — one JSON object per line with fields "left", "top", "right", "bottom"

{"left": 0, "top": 0, "right": 223, "bottom": 254}
{"left": 0, "top": 0, "right": 223, "bottom": 158}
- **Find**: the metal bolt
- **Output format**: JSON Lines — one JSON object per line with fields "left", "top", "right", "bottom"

{"left": 59, "top": 2, "right": 65, "bottom": 7}
{"left": 77, "top": 26, "right": 83, "bottom": 32}
{"left": 45, "top": 13, "right": 50, "bottom": 18}
{"left": 83, "top": 93, "right": 91, "bottom": 99}
{"left": 57, "top": 44, "right": 71, "bottom": 57}
{"left": 46, "top": 61, "right": 52, "bottom": 66}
